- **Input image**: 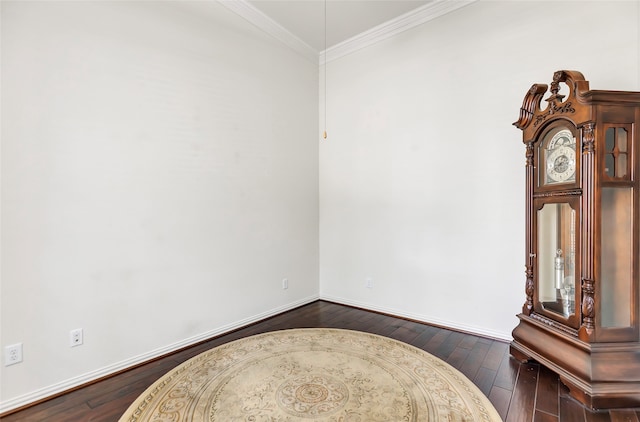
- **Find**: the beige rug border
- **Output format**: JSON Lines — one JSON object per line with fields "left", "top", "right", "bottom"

{"left": 118, "top": 327, "right": 503, "bottom": 421}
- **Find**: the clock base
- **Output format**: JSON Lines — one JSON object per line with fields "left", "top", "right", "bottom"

{"left": 511, "top": 313, "right": 640, "bottom": 410}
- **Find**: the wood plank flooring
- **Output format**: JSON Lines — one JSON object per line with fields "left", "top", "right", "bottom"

{"left": 2, "top": 300, "right": 640, "bottom": 421}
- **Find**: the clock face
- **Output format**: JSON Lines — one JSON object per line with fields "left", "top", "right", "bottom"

{"left": 543, "top": 129, "right": 576, "bottom": 185}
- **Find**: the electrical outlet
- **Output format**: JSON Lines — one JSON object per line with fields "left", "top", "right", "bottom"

{"left": 282, "top": 278, "right": 288, "bottom": 290}
{"left": 70, "top": 328, "right": 83, "bottom": 347}
{"left": 4, "top": 343, "right": 23, "bottom": 366}
{"left": 365, "top": 277, "right": 374, "bottom": 289}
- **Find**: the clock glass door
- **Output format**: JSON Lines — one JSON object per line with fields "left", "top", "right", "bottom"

{"left": 536, "top": 201, "right": 578, "bottom": 320}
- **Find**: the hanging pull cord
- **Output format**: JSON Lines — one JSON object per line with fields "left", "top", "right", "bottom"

{"left": 322, "top": 0, "right": 327, "bottom": 140}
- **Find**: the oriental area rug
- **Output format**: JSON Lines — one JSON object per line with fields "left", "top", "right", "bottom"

{"left": 119, "top": 328, "right": 502, "bottom": 421}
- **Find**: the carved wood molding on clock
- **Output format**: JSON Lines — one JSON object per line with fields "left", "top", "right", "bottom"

{"left": 532, "top": 189, "right": 582, "bottom": 198}
{"left": 534, "top": 101, "right": 576, "bottom": 127}
{"left": 513, "top": 70, "right": 591, "bottom": 138}
{"left": 530, "top": 312, "right": 579, "bottom": 338}
{"left": 532, "top": 71, "right": 579, "bottom": 127}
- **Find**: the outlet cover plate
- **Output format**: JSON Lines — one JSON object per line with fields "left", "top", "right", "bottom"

{"left": 4, "top": 343, "right": 23, "bottom": 366}
{"left": 70, "top": 328, "right": 83, "bottom": 347}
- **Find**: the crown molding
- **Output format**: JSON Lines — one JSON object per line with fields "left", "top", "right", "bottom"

{"left": 218, "top": 0, "right": 475, "bottom": 66}
{"left": 320, "top": 0, "right": 476, "bottom": 65}
{"left": 217, "top": 0, "right": 319, "bottom": 64}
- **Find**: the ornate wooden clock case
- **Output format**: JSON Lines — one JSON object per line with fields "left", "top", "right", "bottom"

{"left": 511, "top": 70, "right": 640, "bottom": 409}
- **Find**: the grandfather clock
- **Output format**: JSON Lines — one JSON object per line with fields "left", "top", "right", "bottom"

{"left": 511, "top": 70, "right": 640, "bottom": 409}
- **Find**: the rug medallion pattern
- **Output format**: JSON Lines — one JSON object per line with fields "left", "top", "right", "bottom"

{"left": 119, "top": 328, "right": 502, "bottom": 421}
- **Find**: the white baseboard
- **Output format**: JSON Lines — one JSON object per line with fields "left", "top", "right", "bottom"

{"left": 0, "top": 294, "right": 320, "bottom": 415}
{"left": 1, "top": 293, "right": 512, "bottom": 414}
{"left": 319, "top": 294, "right": 513, "bottom": 342}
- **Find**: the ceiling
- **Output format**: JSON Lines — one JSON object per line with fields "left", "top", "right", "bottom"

{"left": 246, "top": 0, "right": 432, "bottom": 52}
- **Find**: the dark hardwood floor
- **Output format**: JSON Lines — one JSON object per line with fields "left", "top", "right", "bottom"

{"left": 2, "top": 300, "right": 640, "bottom": 421}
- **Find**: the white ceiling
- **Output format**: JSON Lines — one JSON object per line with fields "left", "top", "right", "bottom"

{"left": 246, "top": 0, "right": 432, "bottom": 52}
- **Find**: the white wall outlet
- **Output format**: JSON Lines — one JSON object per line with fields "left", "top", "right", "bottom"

{"left": 282, "top": 278, "right": 288, "bottom": 290}
{"left": 365, "top": 277, "right": 374, "bottom": 289}
{"left": 70, "top": 328, "right": 83, "bottom": 347}
{"left": 4, "top": 343, "right": 23, "bottom": 366}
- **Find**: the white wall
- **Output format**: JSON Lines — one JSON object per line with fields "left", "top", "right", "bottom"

{"left": 0, "top": 1, "right": 319, "bottom": 410}
{"left": 2, "top": 0, "right": 639, "bottom": 414}
{"left": 319, "top": 0, "right": 640, "bottom": 339}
